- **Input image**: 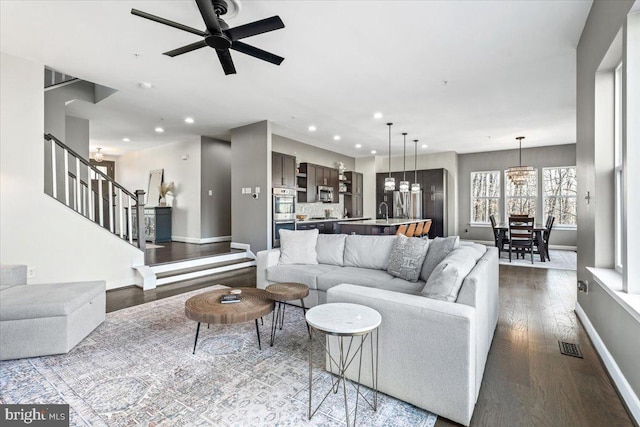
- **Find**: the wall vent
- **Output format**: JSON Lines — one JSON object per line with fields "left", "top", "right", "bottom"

{"left": 558, "top": 341, "right": 583, "bottom": 358}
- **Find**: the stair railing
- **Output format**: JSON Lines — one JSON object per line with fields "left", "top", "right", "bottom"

{"left": 44, "top": 133, "right": 147, "bottom": 252}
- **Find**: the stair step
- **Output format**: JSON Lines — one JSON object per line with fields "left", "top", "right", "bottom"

{"left": 150, "top": 250, "right": 248, "bottom": 274}
{"left": 155, "top": 258, "right": 254, "bottom": 280}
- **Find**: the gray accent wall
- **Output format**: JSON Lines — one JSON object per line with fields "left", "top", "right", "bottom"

{"left": 458, "top": 144, "right": 577, "bottom": 247}
{"left": 576, "top": 0, "right": 639, "bottom": 407}
{"left": 200, "top": 136, "right": 231, "bottom": 239}
{"left": 231, "top": 121, "right": 272, "bottom": 252}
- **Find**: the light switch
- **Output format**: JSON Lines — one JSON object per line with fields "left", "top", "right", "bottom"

{"left": 255, "top": 186, "right": 261, "bottom": 194}
{"left": 208, "top": 190, "right": 213, "bottom": 196}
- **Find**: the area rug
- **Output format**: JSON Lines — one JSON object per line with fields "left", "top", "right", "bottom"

{"left": 0, "top": 286, "right": 437, "bottom": 426}
{"left": 498, "top": 248, "right": 576, "bottom": 270}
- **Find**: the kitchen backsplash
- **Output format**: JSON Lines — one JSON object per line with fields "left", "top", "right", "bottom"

{"left": 297, "top": 194, "right": 346, "bottom": 218}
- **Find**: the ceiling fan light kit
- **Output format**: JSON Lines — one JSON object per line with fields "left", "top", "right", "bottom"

{"left": 507, "top": 136, "right": 535, "bottom": 186}
{"left": 131, "top": 0, "right": 284, "bottom": 75}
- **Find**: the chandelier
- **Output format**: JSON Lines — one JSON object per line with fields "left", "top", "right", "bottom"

{"left": 506, "top": 136, "right": 534, "bottom": 186}
{"left": 384, "top": 123, "right": 395, "bottom": 191}
{"left": 399, "top": 132, "right": 409, "bottom": 192}
{"left": 94, "top": 147, "right": 104, "bottom": 163}
{"left": 411, "top": 139, "right": 421, "bottom": 191}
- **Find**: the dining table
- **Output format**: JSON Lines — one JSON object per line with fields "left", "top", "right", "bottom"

{"left": 495, "top": 222, "right": 548, "bottom": 262}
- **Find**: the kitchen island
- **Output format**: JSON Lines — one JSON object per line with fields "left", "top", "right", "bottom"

{"left": 338, "top": 218, "right": 428, "bottom": 235}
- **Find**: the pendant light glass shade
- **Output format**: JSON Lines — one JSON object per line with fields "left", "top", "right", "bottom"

{"left": 399, "top": 132, "right": 410, "bottom": 192}
{"left": 385, "top": 123, "right": 395, "bottom": 191}
{"left": 411, "top": 139, "right": 420, "bottom": 191}
{"left": 506, "top": 136, "right": 534, "bottom": 186}
{"left": 94, "top": 147, "right": 104, "bottom": 162}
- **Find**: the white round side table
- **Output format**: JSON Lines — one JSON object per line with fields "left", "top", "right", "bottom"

{"left": 305, "top": 303, "right": 381, "bottom": 427}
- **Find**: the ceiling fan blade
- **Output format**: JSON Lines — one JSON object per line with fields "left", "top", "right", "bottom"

{"left": 216, "top": 49, "right": 237, "bottom": 75}
{"left": 230, "top": 41, "right": 284, "bottom": 65}
{"left": 163, "top": 40, "right": 208, "bottom": 57}
{"left": 131, "top": 9, "right": 206, "bottom": 37}
{"left": 195, "top": 0, "right": 222, "bottom": 34}
{"left": 226, "top": 16, "right": 284, "bottom": 41}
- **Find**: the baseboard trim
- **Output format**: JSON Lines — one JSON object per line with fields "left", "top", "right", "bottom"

{"left": 172, "top": 236, "right": 232, "bottom": 244}
{"left": 575, "top": 302, "right": 640, "bottom": 424}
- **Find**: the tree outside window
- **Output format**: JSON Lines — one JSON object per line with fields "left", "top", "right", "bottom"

{"left": 505, "top": 170, "right": 537, "bottom": 219}
{"left": 543, "top": 167, "right": 577, "bottom": 227}
{"left": 471, "top": 171, "right": 500, "bottom": 224}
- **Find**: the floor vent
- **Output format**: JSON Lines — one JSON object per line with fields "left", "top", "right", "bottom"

{"left": 558, "top": 341, "right": 583, "bottom": 358}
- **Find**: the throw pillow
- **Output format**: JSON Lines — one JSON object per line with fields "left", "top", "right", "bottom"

{"left": 421, "top": 247, "right": 477, "bottom": 302}
{"left": 343, "top": 235, "right": 397, "bottom": 270}
{"left": 316, "top": 234, "right": 347, "bottom": 266}
{"left": 279, "top": 229, "right": 319, "bottom": 265}
{"left": 386, "top": 234, "right": 430, "bottom": 282}
{"left": 420, "top": 236, "right": 460, "bottom": 282}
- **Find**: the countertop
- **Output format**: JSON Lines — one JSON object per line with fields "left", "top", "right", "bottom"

{"left": 338, "top": 218, "right": 428, "bottom": 226}
{"left": 296, "top": 217, "right": 370, "bottom": 224}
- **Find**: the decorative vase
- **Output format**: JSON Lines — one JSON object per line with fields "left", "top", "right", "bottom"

{"left": 159, "top": 197, "right": 167, "bottom": 207}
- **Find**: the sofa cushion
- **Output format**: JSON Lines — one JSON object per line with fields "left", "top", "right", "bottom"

{"left": 421, "top": 247, "right": 477, "bottom": 302}
{"left": 344, "top": 235, "right": 396, "bottom": 270}
{"left": 266, "top": 264, "right": 339, "bottom": 290}
{"left": 279, "top": 229, "right": 319, "bottom": 265}
{"left": 316, "top": 267, "right": 396, "bottom": 292}
{"left": 316, "top": 234, "right": 347, "bottom": 266}
{"left": 459, "top": 241, "right": 487, "bottom": 261}
{"left": 0, "top": 281, "right": 105, "bottom": 321}
{"left": 387, "top": 234, "right": 430, "bottom": 282}
{"left": 420, "top": 236, "right": 460, "bottom": 282}
{"left": 383, "top": 277, "right": 426, "bottom": 295}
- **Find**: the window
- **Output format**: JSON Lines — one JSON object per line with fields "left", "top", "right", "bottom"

{"left": 614, "top": 62, "right": 623, "bottom": 272}
{"left": 505, "top": 170, "right": 537, "bottom": 219}
{"left": 543, "top": 167, "right": 577, "bottom": 227}
{"left": 470, "top": 171, "right": 501, "bottom": 224}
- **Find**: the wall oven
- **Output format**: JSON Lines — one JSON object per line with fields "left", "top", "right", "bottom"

{"left": 273, "top": 187, "right": 296, "bottom": 221}
{"left": 318, "top": 186, "right": 334, "bottom": 203}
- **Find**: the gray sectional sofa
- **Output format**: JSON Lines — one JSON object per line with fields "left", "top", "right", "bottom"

{"left": 0, "top": 265, "right": 106, "bottom": 360}
{"left": 256, "top": 233, "right": 499, "bottom": 426}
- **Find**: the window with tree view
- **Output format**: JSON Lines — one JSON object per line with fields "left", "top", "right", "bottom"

{"left": 471, "top": 171, "right": 500, "bottom": 224}
{"left": 505, "top": 170, "right": 537, "bottom": 218}
{"left": 543, "top": 167, "right": 577, "bottom": 227}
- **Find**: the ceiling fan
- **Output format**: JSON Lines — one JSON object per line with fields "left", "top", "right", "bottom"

{"left": 131, "top": 0, "right": 284, "bottom": 75}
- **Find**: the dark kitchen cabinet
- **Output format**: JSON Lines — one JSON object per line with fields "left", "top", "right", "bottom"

{"left": 298, "top": 163, "right": 339, "bottom": 203}
{"left": 272, "top": 151, "right": 296, "bottom": 189}
{"left": 344, "top": 171, "right": 364, "bottom": 218}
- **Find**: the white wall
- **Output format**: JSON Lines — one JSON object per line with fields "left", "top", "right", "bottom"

{"left": 0, "top": 52, "right": 143, "bottom": 289}
{"left": 116, "top": 138, "right": 202, "bottom": 242}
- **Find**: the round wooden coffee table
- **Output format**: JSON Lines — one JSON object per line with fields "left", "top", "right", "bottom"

{"left": 265, "top": 282, "right": 310, "bottom": 346}
{"left": 185, "top": 288, "right": 273, "bottom": 353}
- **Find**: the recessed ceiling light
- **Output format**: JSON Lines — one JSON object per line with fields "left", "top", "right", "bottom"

{"left": 371, "top": 150, "right": 377, "bottom": 154}
{"left": 122, "top": 137, "right": 130, "bottom": 142}
{"left": 185, "top": 117, "right": 194, "bottom": 124}
{"left": 422, "top": 144, "right": 428, "bottom": 149}
{"left": 139, "top": 82, "right": 153, "bottom": 89}
{"left": 334, "top": 135, "right": 341, "bottom": 141}
{"left": 373, "top": 112, "right": 383, "bottom": 119}
{"left": 308, "top": 125, "right": 317, "bottom": 132}
{"left": 355, "top": 144, "right": 362, "bottom": 148}
{"left": 155, "top": 127, "right": 164, "bottom": 133}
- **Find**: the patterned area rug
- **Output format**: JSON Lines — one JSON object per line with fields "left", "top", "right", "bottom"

{"left": 498, "top": 248, "right": 576, "bottom": 270}
{"left": 0, "top": 285, "right": 437, "bottom": 426}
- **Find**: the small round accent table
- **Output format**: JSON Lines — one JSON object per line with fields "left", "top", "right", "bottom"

{"left": 265, "top": 282, "right": 310, "bottom": 346}
{"left": 185, "top": 288, "right": 274, "bottom": 353}
{"left": 305, "top": 303, "right": 381, "bottom": 427}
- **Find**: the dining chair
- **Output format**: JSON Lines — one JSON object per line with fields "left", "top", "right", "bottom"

{"left": 490, "top": 215, "right": 509, "bottom": 257}
{"left": 413, "top": 221, "right": 424, "bottom": 237}
{"left": 509, "top": 216, "right": 535, "bottom": 264}
{"left": 395, "top": 224, "right": 408, "bottom": 236}
{"left": 535, "top": 216, "right": 555, "bottom": 261}
{"left": 405, "top": 222, "right": 417, "bottom": 237}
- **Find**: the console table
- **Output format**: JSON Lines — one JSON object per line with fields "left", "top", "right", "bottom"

{"left": 126, "top": 206, "right": 172, "bottom": 243}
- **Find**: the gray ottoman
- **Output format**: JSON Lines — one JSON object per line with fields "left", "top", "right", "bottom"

{"left": 0, "top": 265, "right": 106, "bottom": 360}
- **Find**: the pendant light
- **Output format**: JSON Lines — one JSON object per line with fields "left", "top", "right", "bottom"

{"left": 399, "top": 132, "right": 410, "bottom": 192}
{"left": 94, "top": 147, "right": 104, "bottom": 162}
{"left": 411, "top": 139, "right": 421, "bottom": 191}
{"left": 506, "top": 136, "right": 534, "bottom": 186}
{"left": 384, "top": 123, "right": 395, "bottom": 191}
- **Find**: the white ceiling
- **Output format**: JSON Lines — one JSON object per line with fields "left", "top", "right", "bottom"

{"left": 0, "top": 0, "right": 592, "bottom": 158}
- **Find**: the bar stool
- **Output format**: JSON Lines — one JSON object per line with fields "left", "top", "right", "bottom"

{"left": 422, "top": 220, "right": 432, "bottom": 237}
{"left": 405, "top": 223, "right": 417, "bottom": 237}
{"left": 414, "top": 221, "right": 424, "bottom": 237}
{"left": 395, "top": 224, "right": 408, "bottom": 236}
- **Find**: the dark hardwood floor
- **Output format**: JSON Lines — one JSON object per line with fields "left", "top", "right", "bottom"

{"left": 105, "top": 265, "right": 635, "bottom": 426}
{"left": 144, "top": 241, "right": 239, "bottom": 265}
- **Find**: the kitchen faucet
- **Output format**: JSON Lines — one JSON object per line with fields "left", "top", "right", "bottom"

{"left": 378, "top": 202, "right": 389, "bottom": 221}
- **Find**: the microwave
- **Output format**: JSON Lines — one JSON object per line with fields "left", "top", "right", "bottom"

{"left": 318, "top": 186, "right": 334, "bottom": 203}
